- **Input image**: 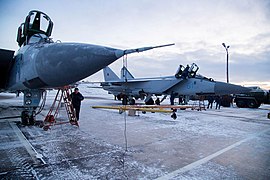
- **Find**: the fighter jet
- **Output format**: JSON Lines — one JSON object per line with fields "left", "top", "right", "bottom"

{"left": 0, "top": 10, "right": 174, "bottom": 123}
{"left": 100, "top": 63, "right": 250, "bottom": 104}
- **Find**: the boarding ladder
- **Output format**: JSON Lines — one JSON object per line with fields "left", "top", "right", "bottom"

{"left": 43, "top": 87, "right": 78, "bottom": 130}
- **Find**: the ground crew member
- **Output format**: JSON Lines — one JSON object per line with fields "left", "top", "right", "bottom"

{"left": 70, "top": 88, "right": 84, "bottom": 120}
{"left": 178, "top": 96, "right": 183, "bottom": 105}
{"left": 215, "top": 95, "right": 221, "bottom": 109}
{"left": 207, "top": 96, "right": 214, "bottom": 109}
{"left": 170, "top": 91, "right": 176, "bottom": 105}
{"left": 155, "top": 97, "right": 161, "bottom": 105}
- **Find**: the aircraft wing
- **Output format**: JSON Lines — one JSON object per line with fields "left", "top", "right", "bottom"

{"left": 101, "top": 77, "right": 182, "bottom": 95}
{"left": 101, "top": 76, "right": 175, "bottom": 84}
{"left": 100, "top": 79, "right": 151, "bottom": 86}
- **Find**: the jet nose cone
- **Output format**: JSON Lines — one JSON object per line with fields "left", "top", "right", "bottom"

{"left": 35, "top": 43, "right": 119, "bottom": 87}
{"left": 214, "top": 82, "right": 251, "bottom": 94}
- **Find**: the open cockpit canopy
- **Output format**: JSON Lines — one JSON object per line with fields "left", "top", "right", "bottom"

{"left": 17, "top": 10, "right": 53, "bottom": 47}
{"left": 175, "top": 63, "right": 199, "bottom": 79}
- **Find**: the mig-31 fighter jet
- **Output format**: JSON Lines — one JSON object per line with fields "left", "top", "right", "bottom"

{"left": 100, "top": 63, "right": 250, "bottom": 104}
{"left": 0, "top": 10, "right": 173, "bottom": 124}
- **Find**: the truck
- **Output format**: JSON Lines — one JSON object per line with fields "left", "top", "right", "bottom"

{"left": 234, "top": 86, "right": 270, "bottom": 108}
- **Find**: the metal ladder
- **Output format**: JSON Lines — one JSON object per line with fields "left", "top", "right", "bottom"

{"left": 43, "top": 87, "right": 78, "bottom": 130}
{"left": 62, "top": 88, "right": 78, "bottom": 125}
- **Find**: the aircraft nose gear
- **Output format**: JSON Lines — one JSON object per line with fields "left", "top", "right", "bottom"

{"left": 21, "top": 110, "right": 36, "bottom": 125}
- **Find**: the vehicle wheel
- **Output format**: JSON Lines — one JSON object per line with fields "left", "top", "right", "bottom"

{"left": 235, "top": 100, "right": 246, "bottom": 108}
{"left": 247, "top": 100, "right": 259, "bottom": 108}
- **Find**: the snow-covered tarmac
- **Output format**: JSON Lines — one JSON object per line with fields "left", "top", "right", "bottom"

{"left": 1, "top": 84, "right": 270, "bottom": 179}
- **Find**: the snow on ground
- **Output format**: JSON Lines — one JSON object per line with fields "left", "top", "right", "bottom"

{"left": 0, "top": 83, "right": 270, "bottom": 179}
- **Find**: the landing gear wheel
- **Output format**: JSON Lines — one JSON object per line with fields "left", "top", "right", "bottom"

{"left": 129, "top": 99, "right": 135, "bottom": 105}
{"left": 29, "top": 112, "right": 36, "bottom": 125}
{"left": 21, "top": 111, "right": 29, "bottom": 125}
{"left": 171, "top": 112, "right": 177, "bottom": 120}
{"left": 43, "top": 125, "right": 50, "bottom": 131}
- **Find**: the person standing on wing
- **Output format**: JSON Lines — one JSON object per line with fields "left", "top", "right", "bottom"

{"left": 70, "top": 88, "right": 84, "bottom": 120}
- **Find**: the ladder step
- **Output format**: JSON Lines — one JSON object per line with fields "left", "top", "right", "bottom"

{"left": 44, "top": 87, "right": 78, "bottom": 125}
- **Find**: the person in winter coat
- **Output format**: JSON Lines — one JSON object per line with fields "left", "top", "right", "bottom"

{"left": 207, "top": 96, "right": 214, "bottom": 109}
{"left": 215, "top": 95, "right": 222, "bottom": 109}
{"left": 155, "top": 97, "right": 161, "bottom": 105}
{"left": 170, "top": 91, "right": 176, "bottom": 105}
{"left": 70, "top": 88, "right": 84, "bottom": 120}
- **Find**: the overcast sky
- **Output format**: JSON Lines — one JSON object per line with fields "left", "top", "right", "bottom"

{"left": 0, "top": 0, "right": 269, "bottom": 89}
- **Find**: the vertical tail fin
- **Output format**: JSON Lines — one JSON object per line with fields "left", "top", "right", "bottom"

{"left": 121, "top": 66, "right": 134, "bottom": 80}
{"left": 103, "top": 67, "right": 120, "bottom": 81}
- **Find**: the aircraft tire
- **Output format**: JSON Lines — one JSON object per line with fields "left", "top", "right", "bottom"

{"left": 129, "top": 99, "right": 135, "bottom": 105}
{"left": 171, "top": 112, "right": 177, "bottom": 119}
{"left": 29, "top": 114, "right": 36, "bottom": 125}
{"left": 21, "top": 111, "right": 29, "bottom": 125}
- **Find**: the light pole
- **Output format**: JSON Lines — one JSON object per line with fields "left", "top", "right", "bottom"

{"left": 222, "top": 43, "right": 230, "bottom": 83}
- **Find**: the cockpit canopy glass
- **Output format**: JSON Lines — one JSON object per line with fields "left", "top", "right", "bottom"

{"left": 17, "top": 10, "right": 54, "bottom": 47}
{"left": 28, "top": 12, "right": 50, "bottom": 34}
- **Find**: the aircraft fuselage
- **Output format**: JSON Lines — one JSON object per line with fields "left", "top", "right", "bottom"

{"left": 7, "top": 38, "right": 119, "bottom": 91}
{"left": 101, "top": 65, "right": 250, "bottom": 100}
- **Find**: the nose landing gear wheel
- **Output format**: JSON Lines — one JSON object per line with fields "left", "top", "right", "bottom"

{"left": 171, "top": 111, "right": 177, "bottom": 120}
{"left": 29, "top": 112, "right": 36, "bottom": 125}
{"left": 21, "top": 110, "right": 36, "bottom": 126}
{"left": 21, "top": 110, "right": 29, "bottom": 125}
